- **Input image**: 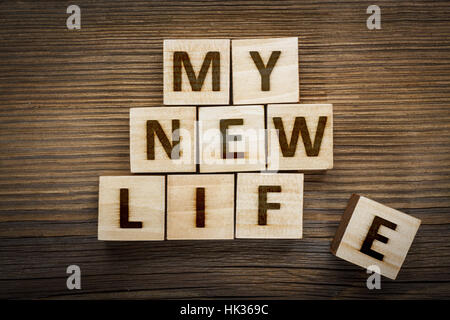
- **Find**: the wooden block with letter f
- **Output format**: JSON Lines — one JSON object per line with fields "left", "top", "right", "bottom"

{"left": 98, "top": 176, "right": 165, "bottom": 241}
{"left": 236, "top": 173, "right": 303, "bottom": 239}
{"left": 331, "top": 194, "right": 421, "bottom": 279}
{"left": 163, "top": 39, "right": 230, "bottom": 105}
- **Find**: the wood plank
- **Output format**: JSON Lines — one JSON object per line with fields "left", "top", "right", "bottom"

{"left": 0, "top": 0, "right": 449, "bottom": 299}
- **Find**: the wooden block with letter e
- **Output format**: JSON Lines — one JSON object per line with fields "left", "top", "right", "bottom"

{"left": 267, "top": 104, "right": 333, "bottom": 171}
{"left": 167, "top": 174, "right": 235, "bottom": 240}
{"left": 331, "top": 194, "right": 421, "bottom": 279}
{"left": 232, "top": 37, "right": 299, "bottom": 105}
{"left": 198, "top": 105, "right": 265, "bottom": 172}
{"left": 98, "top": 176, "right": 165, "bottom": 241}
{"left": 163, "top": 39, "right": 230, "bottom": 105}
{"left": 130, "top": 107, "right": 196, "bottom": 173}
{"left": 236, "top": 173, "right": 303, "bottom": 239}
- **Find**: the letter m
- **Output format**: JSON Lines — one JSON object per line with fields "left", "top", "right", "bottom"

{"left": 173, "top": 52, "right": 220, "bottom": 91}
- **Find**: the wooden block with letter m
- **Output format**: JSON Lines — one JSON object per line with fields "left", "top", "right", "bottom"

{"left": 163, "top": 39, "right": 230, "bottom": 105}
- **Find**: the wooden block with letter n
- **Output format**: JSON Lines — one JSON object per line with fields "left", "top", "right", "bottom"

{"left": 98, "top": 176, "right": 165, "bottom": 241}
{"left": 167, "top": 174, "right": 235, "bottom": 240}
{"left": 130, "top": 107, "right": 196, "bottom": 173}
{"left": 198, "top": 105, "right": 265, "bottom": 172}
{"left": 331, "top": 194, "right": 421, "bottom": 279}
{"left": 232, "top": 37, "right": 299, "bottom": 105}
{"left": 236, "top": 173, "right": 303, "bottom": 239}
{"left": 267, "top": 104, "right": 333, "bottom": 171}
{"left": 163, "top": 39, "right": 230, "bottom": 105}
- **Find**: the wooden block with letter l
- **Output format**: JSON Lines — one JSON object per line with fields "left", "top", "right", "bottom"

{"left": 163, "top": 39, "right": 230, "bottom": 105}
{"left": 98, "top": 176, "right": 165, "bottom": 241}
{"left": 167, "top": 174, "right": 235, "bottom": 240}
{"left": 331, "top": 194, "right": 421, "bottom": 279}
{"left": 130, "top": 107, "right": 196, "bottom": 173}
{"left": 267, "top": 104, "right": 333, "bottom": 171}
{"left": 236, "top": 173, "right": 303, "bottom": 239}
{"left": 232, "top": 37, "right": 299, "bottom": 105}
{"left": 198, "top": 105, "right": 265, "bottom": 173}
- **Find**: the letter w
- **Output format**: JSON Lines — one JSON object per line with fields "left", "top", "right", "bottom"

{"left": 173, "top": 51, "right": 220, "bottom": 91}
{"left": 273, "top": 116, "right": 327, "bottom": 157}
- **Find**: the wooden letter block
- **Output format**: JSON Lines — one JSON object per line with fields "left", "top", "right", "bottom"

{"left": 130, "top": 107, "right": 196, "bottom": 173}
{"left": 236, "top": 173, "right": 303, "bottom": 239}
{"left": 167, "top": 174, "right": 235, "bottom": 240}
{"left": 163, "top": 39, "right": 230, "bottom": 105}
{"left": 198, "top": 105, "right": 265, "bottom": 172}
{"left": 267, "top": 104, "right": 333, "bottom": 170}
{"left": 331, "top": 194, "right": 421, "bottom": 279}
{"left": 98, "top": 176, "right": 165, "bottom": 241}
{"left": 232, "top": 37, "right": 299, "bottom": 105}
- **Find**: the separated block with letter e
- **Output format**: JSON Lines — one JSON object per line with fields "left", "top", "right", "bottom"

{"left": 167, "top": 174, "right": 235, "bottom": 240}
{"left": 130, "top": 107, "right": 196, "bottom": 173}
{"left": 331, "top": 194, "right": 421, "bottom": 279}
{"left": 198, "top": 105, "right": 265, "bottom": 172}
{"left": 98, "top": 176, "right": 165, "bottom": 241}
{"left": 232, "top": 37, "right": 299, "bottom": 105}
{"left": 164, "top": 39, "right": 230, "bottom": 105}
{"left": 267, "top": 104, "right": 333, "bottom": 171}
{"left": 236, "top": 173, "right": 303, "bottom": 239}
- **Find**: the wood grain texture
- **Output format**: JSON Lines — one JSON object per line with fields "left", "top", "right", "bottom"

{"left": 0, "top": 0, "right": 449, "bottom": 299}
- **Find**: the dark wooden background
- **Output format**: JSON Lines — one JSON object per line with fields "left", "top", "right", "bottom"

{"left": 1, "top": 0, "right": 449, "bottom": 299}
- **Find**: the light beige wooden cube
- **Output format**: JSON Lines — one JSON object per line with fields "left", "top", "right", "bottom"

{"left": 198, "top": 105, "right": 266, "bottom": 172}
{"left": 236, "top": 173, "right": 303, "bottom": 239}
{"left": 167, "top": 174, "right": 235, "bottom": 240}
{"left": 232, "top": 37, "right": 299, "bottom": 105}
{"left": 130, "top": 107, "right": 196, "bottom": 173}
{"left": 98, "top": 176, "right": 165, "bottom": 241}
{"left": 267, "top": 104, "right": 333, "bottom": 171}
{"left": 163, "top": 39, "right": 230, "bottom": 105}
{"left": 331, "top": 194, "right": 421, "bottom": 279}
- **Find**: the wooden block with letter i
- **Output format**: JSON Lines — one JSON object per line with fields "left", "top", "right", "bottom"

{"left": 98, "top": 176, "right": 165, "bottom": 241}
{"left": 232, "top": 37, "right": 299, "bottom": 105}
{"left": 163, "top": 39, "right": 230, "bottom": 105}
{"left": 331, "top": 194, "right": 421, "bottom": 279}
{"left": 198, "top": 105, "right": 265, "bottom": 172}
{"left": 130, "top": 107, "right": 196, "bottom": 173}
{"left": 236, "top": 173, "right": 303, "bottom": 239}
{"left": 267, "top": 104, "right": 333, "bottom": 171}
{"left": 167, "top": 174, "right": 235, "bottom": 240}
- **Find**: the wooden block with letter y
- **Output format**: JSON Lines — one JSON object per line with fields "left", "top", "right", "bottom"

{"left": 232, "top": 37, "right": 299, "bottom": 105}
{"left": 198, "top": 105, "right": 265, "bottom": 172}
{"left": 130, "top": 107, "right": 196, "bottom": 173}
{"left": 236, "top": 173, "right": 303, "bottom": 239}
{"left": 167, "top": 174, "right": 235, "bottom": 240}
{"left": 163, "top": 39, "right": 230, "bottom": 105}
{"left": 98, "top": 176, "right": 165, "bottom": 241}
{"left": 331, "top": 194, "right": 421, "bottom": 279}
{"left": 267, "top": 104, "right": 333, "bottom": 171}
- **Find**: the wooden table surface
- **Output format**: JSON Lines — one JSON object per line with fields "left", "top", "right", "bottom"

{"left": 1, "top": 0, "right": 449, "bottom": 299}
